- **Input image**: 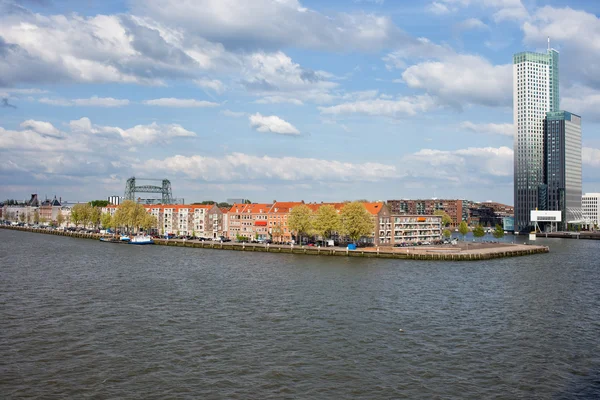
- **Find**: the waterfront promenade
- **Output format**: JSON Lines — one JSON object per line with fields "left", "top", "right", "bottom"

{"left": 1, "top": 225, "right": 549, "bottom": 261}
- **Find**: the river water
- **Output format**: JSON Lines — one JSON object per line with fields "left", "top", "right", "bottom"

{"left": 1, "top": 229, "right": 599, "bottom": 399}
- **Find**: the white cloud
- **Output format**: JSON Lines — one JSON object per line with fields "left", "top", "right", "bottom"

{"left": 428, "top": 2, "right": 451, "bottom": 15}
{"left": 132, "top": 0, "right": 403, "bottom": 52}
{"left": 319, "top": 95, "right": 436, "bottom": 118}
{"left": 402, "top": 55, "right": 512, "bottom": 108}
{"left": 255, "top": 96, "right": 304, "bottom": 105}
{"left": 143, "top": 98, "right": 220, "bottom": 107}
{"left": 39, "top": 96, "right": 130, "bottom": 107}
{"left": 134, "top": 152, "right": 398, "bottom": 182}
{"left": 582, "top": 147, "right": 600, "bottom": 167}
{"left": 562, "top": 87, "right": 600, "bottom": 122}
{"left": 460, "top": 121, "right": 514, "bottom": 137}
{"left": 19, "top": 120, "right": 62, "bottom": 137}
{"left": 67, "top": 117, "right": 196, "bottom": 144}
{"left": 426, "top": 0, "right": 528, "bottom": 22}
{"left": 404, "top": 146, "right": 514, "bottom": 183}
{"left": 456, "top": 18, "right": 488, "bottom": 31}
{"left": 523, "top": 6, "right": 600, "bottom": 89}
{"left": 221, "top": 109, "right": 247, "bottom": 118}
{"left": 194, "top": 78, "right": 224, "bottom": 94}
{"left": 249, "top": 113, "right": 300, "bottom": 135}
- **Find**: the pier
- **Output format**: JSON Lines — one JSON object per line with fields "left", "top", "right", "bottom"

{"left": 1, "top": 225, "right": 550, "bottom": 261}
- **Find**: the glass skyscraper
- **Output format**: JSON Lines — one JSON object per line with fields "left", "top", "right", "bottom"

{"left": 544, "top": 111, "right": 582, "bottom": 230}
{"left": 513, "top": 48, "right": 559, "bottom": 232}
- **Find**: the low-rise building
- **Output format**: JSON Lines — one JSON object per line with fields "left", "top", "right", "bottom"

{"left": 268, "top": 201, "right": 305, "bottom": 243}
{"left": 391, "top": 215, "right": 443, "bottom": 244}
{"left": 582, "top": 193, "right": 600, "bottom": 227}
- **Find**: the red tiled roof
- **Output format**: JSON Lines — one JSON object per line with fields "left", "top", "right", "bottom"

{"left": 362, "top": 202, "right": 385, "bottom": 215}
{"left": 268, "top": 201, "right": 304, "bottom": 214}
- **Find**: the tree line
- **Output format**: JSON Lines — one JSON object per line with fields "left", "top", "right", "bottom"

{"left": 286, "top": 202, "right": 374, "bottom": 243}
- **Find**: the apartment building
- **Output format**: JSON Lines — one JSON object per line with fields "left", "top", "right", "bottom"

{"left": 391, "top": 215, "right": 443, "bottom": 244}
{"left": 227, "top": 203, "right": 272, "bottom": 240}
{"left": 104, "top": 204, "right": 224, "bottom": 237}
{"left": 387, "top": 199, "right": 464, "bottom": 227}
{"left": 268, "top": 201, "right": 305, "bottom": 243}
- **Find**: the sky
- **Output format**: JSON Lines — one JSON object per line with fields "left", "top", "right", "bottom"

{"left": 0, "top": 0, "right": 599, "bottom": 205}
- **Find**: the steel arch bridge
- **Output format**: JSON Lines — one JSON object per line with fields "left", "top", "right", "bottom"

{"left": 124, "top": 177, "right": 173, "bottom": 204}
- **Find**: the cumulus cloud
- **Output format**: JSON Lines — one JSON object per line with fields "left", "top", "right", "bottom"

{"left": 401, "top": 55, "right": 512, "bottom": 108}
{"left": 319, "top": 95, "right": 436, "bottom": 118}
{"left": 39, "top": 96, "right": 130, "bottom": 107}
{"left": 131, "top": 0, "right": 404, "bottom": 51}
{"left": 460, "top": 121, "right": 514, "bottom": 137}
{"left": 523, "top": 6, "right": 600, "bottom": 89}
{"left": 20, "top": 120, "right": 62, "bottom": 138}
{"left": 249, "top": 113, "right": 300, "bottom": 135}
{"left": 134, "top": 153, "right": 398, "bottom": 182}
{"left": 143, "top": 98, "right": 220, "bottom": 107}
{"left": 404, "top": 146, "right": 514, "bottom": 184}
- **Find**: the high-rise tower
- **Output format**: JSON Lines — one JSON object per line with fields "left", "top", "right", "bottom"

{"left": 513, "top": 43, "right": 559, "bottom": 232}
{"left": 544, "top": 111, "right": 582, "bottom": 230}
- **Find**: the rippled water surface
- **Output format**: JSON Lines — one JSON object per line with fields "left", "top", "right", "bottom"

{"left": 1, "top": 229, "right": 599, "bottom": 399}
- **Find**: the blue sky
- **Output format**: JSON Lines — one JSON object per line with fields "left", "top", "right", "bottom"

{"left": 1, "top": 0, "right": 599, "bottom": 204}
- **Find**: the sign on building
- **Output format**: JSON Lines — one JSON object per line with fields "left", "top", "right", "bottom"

{"left": 530, "top": 210, "right": 562, "bottom": 222}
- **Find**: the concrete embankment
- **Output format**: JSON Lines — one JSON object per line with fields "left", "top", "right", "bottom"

{"left": 1, "top": 225, "right": 550, "bottom": 261}
{"left": 536, "top": 232, "right": 600, "bottom": 240}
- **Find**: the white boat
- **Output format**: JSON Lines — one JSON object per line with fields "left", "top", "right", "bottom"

{"left": 129, "top": 235, "right": 154, "bottom": 245}
{"left": 120, "top": 235, "right": 131, "bottom": 242}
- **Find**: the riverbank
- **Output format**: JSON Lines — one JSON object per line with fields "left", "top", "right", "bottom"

{"left": 1, "top": 225, "right": 549, "bottom": 261}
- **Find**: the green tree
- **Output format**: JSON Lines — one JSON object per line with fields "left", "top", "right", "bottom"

{"left": 141, "top": 213, "right": 157, "bottom": 232}
{"left": 70, "top": 203, "right": 86, "bottom": 227}
{"left": 458, "top": 221, "right": 469, "bottom": 240}
{"left": 339, "top": 201, "right": 373, "bottom": 243}
{"left": 443, "top": 229, "right": 452, "bottom": 240}
{"left": 89, "top": 200, "right": 109, "bottom": 208}
{"left": 56, "top": 211, "right": 65, "bottom": 227}
{"left": 493, "top": 224, "right": 505, "bottom": 239}
{"left": 434, "top": 210, "right": 453, "bottom": 226}
{"left": 40, "top": 217, "right": 48, "bottom": 225}
{"left": 473, "top": 225, "right": 485, "bottom": 240}
{"left": 33, "top": 210, "right": 40, "bottom": 224}
{"left": 288, "top": 204, "right": 314, "bottom": 244}
{"left": 112, "top": 200, "right": 150, "bottom": 233}
{"left": 217, "top": 202, "right": 232, "bottom": 208}
{"left": 100, "top": 213, "right": 113, "bottom": 229}
{"left": 313, "top": 204, "right": 340, "bottom": 240}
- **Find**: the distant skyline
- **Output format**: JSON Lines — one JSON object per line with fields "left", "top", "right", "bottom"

{"left": 1, "top": 0, "right": 599, "bottom": 204}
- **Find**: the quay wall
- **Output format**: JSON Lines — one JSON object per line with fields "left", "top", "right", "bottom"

{"left": 1, "top": 226, "right": 550, "bottom": 261}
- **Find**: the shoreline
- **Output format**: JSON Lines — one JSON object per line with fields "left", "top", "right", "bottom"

{"left": 1, "top": 226, "right": 550, "bottom": 261}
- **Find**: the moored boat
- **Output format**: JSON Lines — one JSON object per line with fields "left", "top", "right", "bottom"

{"left": 120, "top": 235, "right": 131, "bottom": 242}
{"left": 129, "top": 234, "right": 154, "bottom": 245}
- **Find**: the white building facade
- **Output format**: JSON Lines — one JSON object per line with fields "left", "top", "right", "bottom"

{"left": 582, "top": 193, "right": 600, "bottom": 227}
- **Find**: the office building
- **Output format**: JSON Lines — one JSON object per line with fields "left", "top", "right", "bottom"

{"left": 513, "top": 44, "right": 559, "bottom": 232}
{"left": 544, "top": 111, "right": 582, "bottom": 229}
